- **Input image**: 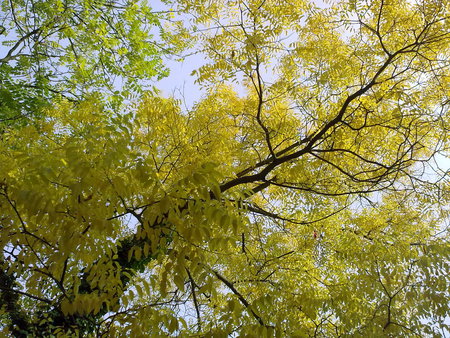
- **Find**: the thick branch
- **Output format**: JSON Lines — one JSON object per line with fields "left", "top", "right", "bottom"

{"left": 221, "top": 52, "right": 398, "bottom": 194}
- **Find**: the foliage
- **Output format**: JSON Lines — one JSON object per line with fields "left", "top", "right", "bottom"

{"left": 1, "top": 0, "right": 450, "bottom": 336}
{"left": 0, "top": 0, "right": 179, "bottom": 126}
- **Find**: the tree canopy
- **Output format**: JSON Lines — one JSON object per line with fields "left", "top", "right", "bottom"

{"left": 0, "top": 0, "right": 183, "bottom": 126}
{"left": 1, "top": 0, "right": 450, "bottom": 336}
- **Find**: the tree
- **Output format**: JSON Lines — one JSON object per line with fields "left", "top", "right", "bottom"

{"left": 0, "top": 0, "right": 180, "bottom": 127}
{"left": 1, "top": 0, "right": 450, "bottom": 336}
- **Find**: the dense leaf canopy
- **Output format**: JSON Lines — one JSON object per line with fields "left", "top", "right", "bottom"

{"left": 1, "top": 0, "right": 450, "bottom": 336}
{"left": 0, "top": 0, "right": 180, "bottom": 126}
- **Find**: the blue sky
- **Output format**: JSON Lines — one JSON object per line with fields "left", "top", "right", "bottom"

{"left": 150, "top": 0, "right": 206, "bottom": 108}
{"left": 155, "top": 52, "right": 205, "bottom": 108}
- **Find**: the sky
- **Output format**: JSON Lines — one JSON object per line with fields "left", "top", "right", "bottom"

{"left": 154, "top": 52, "right": 206, "bottom": 109}
{"left": 149, "top": 0, "right": 206, "bottom": 109}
